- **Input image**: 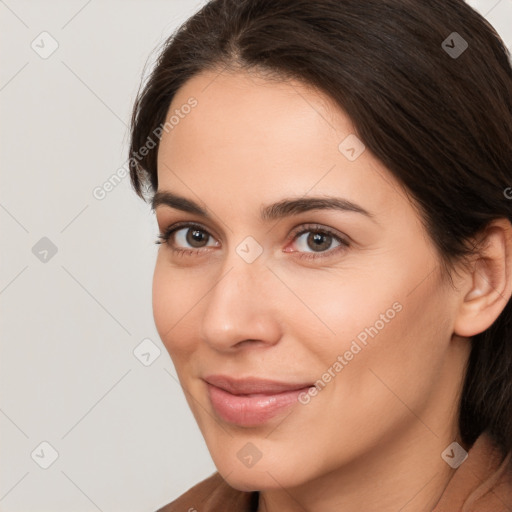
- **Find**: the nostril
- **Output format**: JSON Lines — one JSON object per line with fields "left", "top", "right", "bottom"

{"left": 233, "top": 339, "right": 265, "bottom": 349}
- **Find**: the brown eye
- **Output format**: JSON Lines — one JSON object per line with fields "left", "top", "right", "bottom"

{"left": 186, "top": 228, "right": 209, "bottom": 247}
{"left": 158, "top": 224, "right": 219, "bottom": 251}
{"left": 294, "top": 230, "right": 341, "bottom": 253}
{"left": 306, "top": 232, "right": 333, "bottom": 252}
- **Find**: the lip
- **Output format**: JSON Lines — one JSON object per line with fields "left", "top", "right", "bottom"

{"left": 204, "top": 375, "right": 313, "bottom": 427}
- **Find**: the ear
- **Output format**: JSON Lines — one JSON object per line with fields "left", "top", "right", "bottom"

{"left": 453, "top": 218, "right": 512, "bottom": 338}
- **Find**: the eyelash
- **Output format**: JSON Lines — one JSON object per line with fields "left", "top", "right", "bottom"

{"left": 155, "top": 222, "right": 350, "bottom": 260}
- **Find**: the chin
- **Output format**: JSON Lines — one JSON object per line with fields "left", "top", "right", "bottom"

{"left": 221, "top": 469, "right": 291, "bottom": 492}
{"left": 216, "top": 457, "right": 310, "bottom": 492}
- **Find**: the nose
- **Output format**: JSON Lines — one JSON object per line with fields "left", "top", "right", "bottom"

{"left": 199, "top": 254, "right": 282, "bottom": 352}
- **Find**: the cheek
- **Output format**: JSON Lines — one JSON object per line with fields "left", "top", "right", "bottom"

{"left": 329, "top": 283, "right": 451, "bottom": 423}
{"left": 152, "top": 259, "right": 170, "bottom": 335}
{"left": 285, "top": 265, "right": 446, "bottom": 396}
{"left": 151, "top": 257, "right": 201, "bottom": 354}
{"left": 279, "top": 266, "right": 404, "bottom": 353}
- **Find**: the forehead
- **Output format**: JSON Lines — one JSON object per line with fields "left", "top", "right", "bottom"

{"left": 158, "top": 69, "right": 350, "bottom": 165}
{"left": 156, "top": 69, "right": 407, "bottom": 220}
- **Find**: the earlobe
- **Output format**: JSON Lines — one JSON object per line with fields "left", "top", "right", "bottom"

{"left": 453, "top": 218, "right": 512, "bottom": 338}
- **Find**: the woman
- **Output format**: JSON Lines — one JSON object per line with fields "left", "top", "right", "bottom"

{"left": 129, "top": 0, "right": 512, "bottom": 510}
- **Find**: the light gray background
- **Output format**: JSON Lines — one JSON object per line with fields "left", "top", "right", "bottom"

{"left": 1, "top": 1, "right": 511, "bottom": 511}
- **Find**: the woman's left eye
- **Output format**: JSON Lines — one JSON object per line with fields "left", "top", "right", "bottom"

{"left": 294, "top": 231, "right": 340, "bottom": 251}
{"left": 288, "top": 227, "right": 348, "bottom": 258}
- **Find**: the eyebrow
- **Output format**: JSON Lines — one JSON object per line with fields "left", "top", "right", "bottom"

{"left": 152, "top": 191, "right": 376, "bottom": 222}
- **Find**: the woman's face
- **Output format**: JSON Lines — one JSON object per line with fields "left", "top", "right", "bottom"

{"left": 153, "top": 69, "right": 470, "bottom": 490}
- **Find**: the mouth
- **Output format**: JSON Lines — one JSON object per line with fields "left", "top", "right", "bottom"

{"left": 203, "top": 375, "right": 314, "bottom": 427}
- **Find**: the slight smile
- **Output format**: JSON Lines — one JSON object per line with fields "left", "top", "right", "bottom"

{"left": 203, "top": 375, "right": 314, "bottom": 427}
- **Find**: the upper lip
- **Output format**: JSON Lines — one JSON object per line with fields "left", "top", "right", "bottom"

{"left": 203, "top": 375, "right": 313, "bottom": 395}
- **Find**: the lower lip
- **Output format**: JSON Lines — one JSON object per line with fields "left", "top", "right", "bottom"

{"left": 206, "top": 383, "right": 311, "bottom": 427}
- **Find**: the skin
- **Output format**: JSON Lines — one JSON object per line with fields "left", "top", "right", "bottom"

{"left": 152, "top": 68, "right": 512, "bottom": 512}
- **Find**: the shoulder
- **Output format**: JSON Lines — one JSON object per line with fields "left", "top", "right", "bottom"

{"left": 155, "top": 472, "right": 258, "bottom": 512}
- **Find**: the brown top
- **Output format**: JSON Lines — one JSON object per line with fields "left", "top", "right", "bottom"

{"left": 156, "top": 431, "right": 512, "bottom": 512}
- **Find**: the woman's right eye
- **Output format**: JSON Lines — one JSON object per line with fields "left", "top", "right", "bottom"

{"left": 156, "top": 224, "right": 219, "bottom": 254}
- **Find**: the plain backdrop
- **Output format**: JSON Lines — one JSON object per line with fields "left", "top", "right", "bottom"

{"left": 1, "top": 1, "right": 511, "bottom": 511}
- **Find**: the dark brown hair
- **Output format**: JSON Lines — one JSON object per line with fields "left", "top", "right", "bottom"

{"left": 129, "top": 0, "right": 512, "bottom": 455}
